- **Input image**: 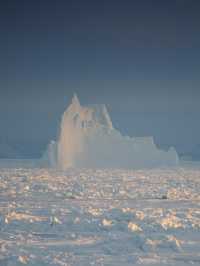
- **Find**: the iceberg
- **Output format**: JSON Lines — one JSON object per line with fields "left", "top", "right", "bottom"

{"left": 44, "top": 94, "right": 179, "bottom": 169}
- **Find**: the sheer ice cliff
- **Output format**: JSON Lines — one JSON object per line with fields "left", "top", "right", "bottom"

{"left": 44, "top": 94, "right": 179, "bottom": 169}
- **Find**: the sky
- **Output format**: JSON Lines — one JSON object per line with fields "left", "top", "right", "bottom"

{"left": 0, "top": 0, "right": 200, "bottom": 158}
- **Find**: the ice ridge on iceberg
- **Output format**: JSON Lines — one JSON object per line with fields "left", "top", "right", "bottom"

{"left": 44, "top": 94, "right": 179, "bottom": 169}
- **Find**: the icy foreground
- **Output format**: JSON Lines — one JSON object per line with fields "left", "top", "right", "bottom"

{"left": 0, "top": 167, "right": 200, "bottom": 265}
{"left": 44, "top": 94, "right": 179, "bottom": 169}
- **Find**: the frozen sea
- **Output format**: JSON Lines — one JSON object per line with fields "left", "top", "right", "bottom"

{"left": 0, "top": 161, "right": 200, "bottom": 265}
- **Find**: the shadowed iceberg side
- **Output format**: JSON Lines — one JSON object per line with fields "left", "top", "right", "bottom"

{"left": 43, "top": 94, "right": 179, "bottom": 170}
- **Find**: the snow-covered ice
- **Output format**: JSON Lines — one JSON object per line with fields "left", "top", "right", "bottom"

{"left": 43, "top": 94, "right": 179, "bottom": 169}
{"left": 0, "top": 165, "right": 200, "bottom": 265}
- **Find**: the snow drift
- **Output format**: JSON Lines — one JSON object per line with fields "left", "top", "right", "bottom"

{"left": 44, "top": 94, "right": 179, "bottom": 170}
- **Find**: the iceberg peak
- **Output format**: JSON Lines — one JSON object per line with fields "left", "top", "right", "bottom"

{"left": 71, "top": 93, "right": 80, "bottom": 107}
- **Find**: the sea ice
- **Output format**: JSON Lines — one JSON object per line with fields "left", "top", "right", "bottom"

{"left": 0, "top": 167, "right": 200, "bottom": 265}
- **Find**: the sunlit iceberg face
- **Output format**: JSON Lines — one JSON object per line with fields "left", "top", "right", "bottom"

{"left": 45, "top": 94, "right": 179, "bottom": 170}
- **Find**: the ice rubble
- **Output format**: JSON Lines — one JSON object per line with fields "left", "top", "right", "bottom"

{"left": 1, "top": 167, "right": 200, "bottom": 265}
{"left": 44, "top": 94, "right": 179, "bottom": 170}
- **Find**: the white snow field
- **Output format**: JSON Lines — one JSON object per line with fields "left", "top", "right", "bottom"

{"left": 0, "top": 166, "right": 200, "bottom": 265}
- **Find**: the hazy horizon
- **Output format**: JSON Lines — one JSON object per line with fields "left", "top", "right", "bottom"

{"left": 0, "top": 0, "right": 200, "bottom": 159}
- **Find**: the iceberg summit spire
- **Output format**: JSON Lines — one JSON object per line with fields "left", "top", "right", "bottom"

{"left": 71, "top": 93, "right": 80, "bottom": 107}
{"left": 45, "top": 95, "right": 179, "bottom": 169}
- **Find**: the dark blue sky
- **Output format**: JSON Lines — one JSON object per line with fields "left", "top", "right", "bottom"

{"left": 0, "top": 0, "right": 200, "bottom": 158}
